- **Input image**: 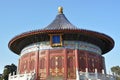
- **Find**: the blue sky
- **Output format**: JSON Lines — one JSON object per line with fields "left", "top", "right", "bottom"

{"left": 0, "top": 0, "right": 120, "bottom": 74}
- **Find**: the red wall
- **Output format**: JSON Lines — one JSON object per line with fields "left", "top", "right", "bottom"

{"left": 18, "top": 49, "right": 105, "bottom": 80}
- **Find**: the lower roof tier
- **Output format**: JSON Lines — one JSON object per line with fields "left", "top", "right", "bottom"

{"left": 8, "top": 29, "right": 114, "bottom": 55}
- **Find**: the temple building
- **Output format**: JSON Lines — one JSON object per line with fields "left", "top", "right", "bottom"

{"left": 8, "top": 7, "right": 115, "bottom": 80}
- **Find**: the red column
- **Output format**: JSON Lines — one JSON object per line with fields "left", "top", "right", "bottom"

{"left": 46, "top": 50, "right": 50, "bottom": 77}
{"left": 75, "top": 49, "right": 79, "bottom": 69}
{"left": 85, "top": 52, "right": 89, "bottom": 72}
{"left": 64, "top": 49, "right": 67, "bottom": 79}
{"left": 18, "top": 59, "right": 20, "bottom": 74}
{"left": 75, "top": 49, "right": 79, "bottom": 79}
{"left": 35, "top": 46, "right": 39, "bottom": 80}
{"left": 102, "top": 57, "right": 106, "bottom": 74}
{"left": 28, "top": 54, "right": 30, "bottom": 73}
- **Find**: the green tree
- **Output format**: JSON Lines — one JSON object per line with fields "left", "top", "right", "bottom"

{"left": 111, "top": 66, "right": 120, "bottom": 80}
{"left": 0, "top": 64, "right": 17, "bottom": 80}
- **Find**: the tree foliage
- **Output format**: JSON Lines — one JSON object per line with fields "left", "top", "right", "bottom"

{"left": 0, "top": 64, "right": 17, "bottom": 80}
{"left": 111, "top": 66, "right": 120, "bottom": 75}
{"left": 111, "top": 66, "right": 120, "bottom": 80}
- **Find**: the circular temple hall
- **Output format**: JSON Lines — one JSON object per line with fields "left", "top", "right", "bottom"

{"left": 8, "top": 7, "right": 114, "bottom": 80}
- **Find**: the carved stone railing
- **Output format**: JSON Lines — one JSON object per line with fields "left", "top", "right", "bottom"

{"left": 77, "top": 68, "right": 116, "bottom": 80}
{"left": 9, "top": 71, "right": 36, "bottom": 80}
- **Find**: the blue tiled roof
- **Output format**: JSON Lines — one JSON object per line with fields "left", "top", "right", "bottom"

{"left": 44, "top": 14, "right": 78, "bottom": 30}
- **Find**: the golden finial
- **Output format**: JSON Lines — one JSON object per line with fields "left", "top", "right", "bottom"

{"left": 58, "top": 6, "right": 63, "bottom": 14}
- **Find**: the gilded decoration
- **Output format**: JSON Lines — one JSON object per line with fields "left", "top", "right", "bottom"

{"left": 67, "top": 56, "right": 76, "bottom": 78}
{"left": 79, "top": 57, "right": 86, "bottom": 71}
{"left": 40, "top": 58, "right": 46, "bottom": 69}
{"left": 50, "top": 56, "right": 64, "bottom": 76}
{"left": 39, "top": 57, "right": 46, "bottom": 79}
{"left": 29, "top": 59, "right": 35, "bottom": 71}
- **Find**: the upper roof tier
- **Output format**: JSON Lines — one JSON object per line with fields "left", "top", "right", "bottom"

{"left": 8, "top": 7, "right": 114, "bottom": 55}
{"left": 44, "top": 7, "right": 78, "bottom": 30}
{"left": 44, "top": 13, "right": 78, "bottom": 30}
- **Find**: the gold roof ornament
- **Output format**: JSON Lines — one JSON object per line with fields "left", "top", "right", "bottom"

{"left": 58, "top": 6, "right": 63, "bottom": 14}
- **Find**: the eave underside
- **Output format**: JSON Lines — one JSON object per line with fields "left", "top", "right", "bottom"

{"left": 9, "top": 30, "right": 114, "bottom": 55}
